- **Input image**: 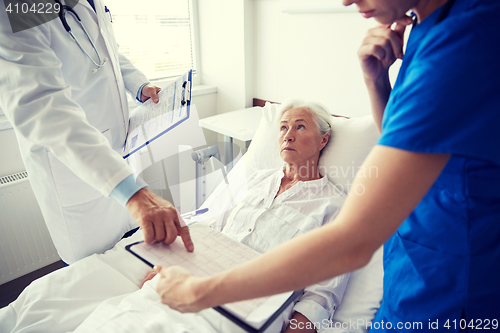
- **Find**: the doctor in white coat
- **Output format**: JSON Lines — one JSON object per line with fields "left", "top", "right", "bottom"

{"left": 0, "top": 0, "right": 193, "bottom": 264}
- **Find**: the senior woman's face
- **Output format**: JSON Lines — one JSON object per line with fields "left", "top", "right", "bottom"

{"left": 278, "top": 108, "right": 328, "bottom": 165}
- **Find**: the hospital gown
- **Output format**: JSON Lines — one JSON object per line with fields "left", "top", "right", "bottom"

{"left": 72, "top": 167, "right": 349, "bottom": 333}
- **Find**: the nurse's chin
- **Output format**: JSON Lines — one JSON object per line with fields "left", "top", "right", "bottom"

{"left": 370, "top": 12, "right": 402, "bottom": 26}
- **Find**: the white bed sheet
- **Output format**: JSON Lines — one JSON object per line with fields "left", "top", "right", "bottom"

{"left": 71, "top": 274, "right": 283, "bottom": 333}
{"left": 0, "top": 231, "right": 286, "bottom": 333}
{"left": 0, "top": 232, "right": 148, "bottom": 333}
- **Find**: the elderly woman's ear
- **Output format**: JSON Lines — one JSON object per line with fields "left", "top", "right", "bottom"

{"left": 320, "top": 133, "right": 331, "bottom": 151}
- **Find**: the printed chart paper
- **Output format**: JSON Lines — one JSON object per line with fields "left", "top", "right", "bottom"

{"left": 124, "top": 70, "right": 192, "bottom": 159}
{"left": 127, "top": 225, "right": 296, "bottom": 331}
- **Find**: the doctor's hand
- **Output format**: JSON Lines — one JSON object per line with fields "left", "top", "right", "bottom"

{"left": 358, "top": 15, "right": 413, "bottom": 83}
{"left": 154, "top": 265, "right": 212, "bottom": 313}
{"left": 140, "top": 83, "right": 161, "bottom": 103}
{"left": 126, "top": 188, "right": 194, "bottom": 251}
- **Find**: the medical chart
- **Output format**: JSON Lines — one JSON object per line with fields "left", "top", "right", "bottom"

{"left": 123, "top": 70, "right": 192, "bottom": 159}
{"left": 126, "top": 224, "right": 297, "bottom": 332}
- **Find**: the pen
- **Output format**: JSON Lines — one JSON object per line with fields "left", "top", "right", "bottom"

{"left": 180, "top": 208, "right": 209, "bottom": 219}
{"left": 105, "top": 6, "right": 112, "bottom": 22}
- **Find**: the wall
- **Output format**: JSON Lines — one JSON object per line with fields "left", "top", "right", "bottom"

{"left": 197, "top": 0, "right": 254, "bottom": 114}
{"left": 0, "top": 127, "right": 25, "bottom": 177}
{"left": 195, "top": 0, "right": 402, "bottom": 119}
{"left": 252, "top": 0, "right": 403, "bottom": 118}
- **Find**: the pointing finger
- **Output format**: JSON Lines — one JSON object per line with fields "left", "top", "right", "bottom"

{"left": 179, "top": 226, "right": 194, "bottom": 252}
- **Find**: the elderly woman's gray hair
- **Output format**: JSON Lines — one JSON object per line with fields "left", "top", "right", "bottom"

{"left": 277, "top": 100, "right": 332, "bottom": 138}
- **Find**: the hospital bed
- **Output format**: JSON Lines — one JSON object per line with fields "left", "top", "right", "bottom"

{"left": 0, "top": 102, "right": 383, "bottom": 333}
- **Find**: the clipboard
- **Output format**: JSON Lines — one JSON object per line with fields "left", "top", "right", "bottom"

{"left": 123, "top": 69, "right": 193, "bottom": 159}
{"left": 125, "top": 225, "right": 303, "bottom": 333}
{"left": 212, "top": 290, "right": 304, "bottom": 333}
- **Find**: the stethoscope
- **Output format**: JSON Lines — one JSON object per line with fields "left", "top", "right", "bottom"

{"left": 55, "top": 0, "right": 107, "bottom": 72}
{"left": 412, "top": 0, "right": 457, "bottom": 29}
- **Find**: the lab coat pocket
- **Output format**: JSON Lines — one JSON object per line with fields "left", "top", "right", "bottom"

{"left": 47, "top": 151, "right": 103, "bottom": 208}
{"left": 100, "top": 7, "right": 119, "bottom": 58}
{"left": 63, "top": 196, "right": 134, "bottom": 262}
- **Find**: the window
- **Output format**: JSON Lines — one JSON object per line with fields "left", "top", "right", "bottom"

{"left": 105, "top": 0, "right": 199, "bottom": 82}
{"left": 281, "top": 0, "right": 356, "bottom": 13}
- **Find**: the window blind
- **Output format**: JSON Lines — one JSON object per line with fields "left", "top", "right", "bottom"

{"left": 104, "top": 0, "right": 196, "bottom": 80}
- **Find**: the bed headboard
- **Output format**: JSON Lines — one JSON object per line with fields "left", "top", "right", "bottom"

{"left": 253, "top": 98, "right": 350, "bottom": 119}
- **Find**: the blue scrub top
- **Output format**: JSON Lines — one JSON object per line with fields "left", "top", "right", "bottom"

{"left": 373, "top": 0, "right": 500, "bottom": 331}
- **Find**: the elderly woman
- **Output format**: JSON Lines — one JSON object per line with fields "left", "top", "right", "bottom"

{"left": 1, "top": 100, "right": 348, "bottom": 333}
{"left": 74, "top": 100, "right": 348, "bottom": 333}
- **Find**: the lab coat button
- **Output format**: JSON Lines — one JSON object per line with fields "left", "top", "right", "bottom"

{"left": 248, "top": 228, "right": 252, "bottom": 232}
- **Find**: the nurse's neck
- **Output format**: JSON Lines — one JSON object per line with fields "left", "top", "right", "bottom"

{"left": 412, "top": 0, "right": 450, "bottom": 23}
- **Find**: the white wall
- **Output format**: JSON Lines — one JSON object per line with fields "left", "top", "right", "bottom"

{"left": 196, "top": 0, "right": 403, "bottom": 118}
{"left": 0, "top": 127, "right": 25, "bottom": 177}
{"left": 197, "top": 0, "right": 254, "bottom": 114}
{"left": 192, "top": 88, "right": 218, "bottom": 145}
{"left": 253, "top": 0, "right": 404, "bottom": 117}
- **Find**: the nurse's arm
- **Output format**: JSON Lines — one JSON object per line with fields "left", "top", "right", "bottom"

{"left": 359, "top": 17, "right": 412, "bottom": 132}
{"left": 155, "top": 146, "right": 451, "bottom": 312}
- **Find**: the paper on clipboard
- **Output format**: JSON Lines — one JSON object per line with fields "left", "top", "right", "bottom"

{"left": 123, "top": 70, "right": 192, "bottom": 159}
{"left": 126, "top": 224, "right": 301, "bottom": 332}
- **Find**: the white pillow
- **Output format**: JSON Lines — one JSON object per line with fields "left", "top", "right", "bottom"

{"left": 319, "top": 116, "right": 381, "bottom": 194}
{"left": 238, "top": 102, "right": 383, "bottom": 332}
{"left": 243, "top": 102, "right": 282, "bottom": 173}
{"left": 244, "top": 102, "right": 381, "bottom": 194}
{"left": 322, "top": 246, "right": 384, "bottom": 333}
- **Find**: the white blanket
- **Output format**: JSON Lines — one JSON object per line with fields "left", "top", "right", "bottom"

{"left": 0, "top": 231, "right": 285, "bottom": 333}
{"left": 0, "top": 232, "right": 149, "bottom": 333}
{"left": 72, "top": 275, "right": 283, "bottom": 333}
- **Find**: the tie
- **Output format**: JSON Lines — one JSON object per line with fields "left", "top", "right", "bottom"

{"left": 87, "top": 0, "right": 96, "bottom": 11}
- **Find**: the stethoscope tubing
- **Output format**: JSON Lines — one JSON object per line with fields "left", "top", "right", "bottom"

{"left": 54, "top": 0, "right": 106, "bottom": 69}
{"left": 412, "top": 0, "right": 457, "bottom": 28}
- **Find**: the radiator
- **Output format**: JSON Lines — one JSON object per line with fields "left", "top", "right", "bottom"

{"left": 0, "top": 171, "right": 59, "bottom": 285}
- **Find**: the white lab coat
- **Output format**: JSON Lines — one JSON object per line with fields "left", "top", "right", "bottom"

{"left": 0, "top": 0, "right": 149, "bottom": 263}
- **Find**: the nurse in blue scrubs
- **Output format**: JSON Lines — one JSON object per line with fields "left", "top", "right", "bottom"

{"left": 153, "top": 0, "right": 500, "bottom": 330}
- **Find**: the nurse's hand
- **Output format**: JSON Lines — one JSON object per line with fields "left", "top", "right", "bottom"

{"left": 127, "top": 188, "right": 194, "bottom": 251}
{"left": 154, "top": 265, "right": 211, "bottom": 313}
{"left": 358, "top": 15, "right": 413, "bottom": 83}
{"left": 140, "top": 84, "right": 161, "bottom": 103}
{"left": 140, "top": 269, "right": 157, "bottom": 288}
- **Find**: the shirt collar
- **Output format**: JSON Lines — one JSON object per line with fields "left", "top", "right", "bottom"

{"left": 277, "top": 164, "right": 329, "bottom": 190}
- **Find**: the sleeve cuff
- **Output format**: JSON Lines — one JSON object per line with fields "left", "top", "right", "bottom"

{"left": 293, "top": 300, "right": 330, "bottom": 327}
{"left": 109, "top": 174, "right": 148, "bottom": 207}
{"left": 136, "top": 83, "right": 149, "bottom": 103}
